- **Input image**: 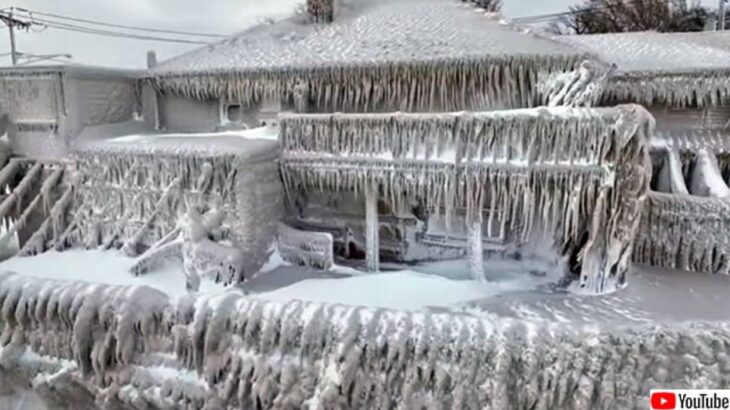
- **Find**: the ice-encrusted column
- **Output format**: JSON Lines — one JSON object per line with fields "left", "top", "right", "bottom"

{"left": 365, "top": 182, "right": 379, "bottom": 272}
{"left": 467, "top": 219, "right": 485, "bottom": 281}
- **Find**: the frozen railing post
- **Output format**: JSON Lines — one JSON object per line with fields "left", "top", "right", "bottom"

{"left": 467, "top": 213, "right": 485, "bottom": 281}
{"left": 365, "top": 181, "right": 380, "bottom": 272}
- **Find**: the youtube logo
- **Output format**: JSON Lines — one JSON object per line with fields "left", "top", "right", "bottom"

{"left": 651, "top": 392, "right": 676, "bottom": 409}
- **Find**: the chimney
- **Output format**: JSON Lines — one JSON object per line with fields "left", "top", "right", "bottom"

{"left": 307, "top": 0, "right": 341, "bottom": 23}
{"left": 147, "top": 51, "right": 158, "bottom": 69}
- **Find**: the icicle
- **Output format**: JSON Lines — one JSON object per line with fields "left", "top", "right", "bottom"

{"left": 655, "top": 148, "right": 689, "bottom": 195}
{"left": 688, "top": 149, "right": 730, "bottom": 198}
{"left": 0, "top": 159, "right": 20, "bottom": 194}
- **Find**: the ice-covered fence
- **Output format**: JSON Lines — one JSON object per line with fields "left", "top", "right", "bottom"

{"left": 1, "top": 272, "right": 729, "bottom": 409}
{"left": 24, "top": 136, "right": 283, "bottom": 275}
{"left": 279, "top": 105, "right": 652, "bottom": 293}
{"left": 635, "top": 192, "right": 730, "bottom": 274}
{"left": 605, "top": 69, "right": 730, "bottom": 109}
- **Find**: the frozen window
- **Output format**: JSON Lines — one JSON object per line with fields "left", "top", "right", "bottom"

{"left": 226, "top": 104, "right": 243, "bottom": 123}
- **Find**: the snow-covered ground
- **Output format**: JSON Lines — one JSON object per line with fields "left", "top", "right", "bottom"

{"left": 0, "top": 248, "right": 555, "bottom": 311}
{"left": 0, "top": 250, "right": 229, "bottom": 299}
{"left": 3, "top": 247, "right": 730, "bottom": 324}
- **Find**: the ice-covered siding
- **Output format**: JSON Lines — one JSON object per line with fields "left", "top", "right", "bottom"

{"left": 0, "top": 66, "right": 140, "bottom": 160}
{"left": 148, "top": 0, "right": 593, "bottom": 120}
{"left": 279, "top": 105, "right": 652, "bottom": 293}
{"left": 2, "top": 273, "right": 730, "bottom": 409}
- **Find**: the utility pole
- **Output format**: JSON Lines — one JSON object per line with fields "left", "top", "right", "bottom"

{"left": 720, "top": 0, "right": 727, "bottom": 31}
{"left": 8, "top": 12, "right": 17, "bottom": 65}
{"left": 0, "top": 10, "right": 31, "bottom": 66}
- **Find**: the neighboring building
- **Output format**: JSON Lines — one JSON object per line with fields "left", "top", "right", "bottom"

{"left": 0, "top": 65, "right": 140, "bottom": 160}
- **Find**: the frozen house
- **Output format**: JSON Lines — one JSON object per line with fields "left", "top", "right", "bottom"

{"left": 144, "top": 0, "right": 641, "bottom": 280}
{"left": 0, "top": 65, "right": 139, "bottom": 159}
{"left": 146, "top": 0, "right": 594, "bottom": 130}
{"left": 558, "top": 31, "right": 730, "bottom": 274}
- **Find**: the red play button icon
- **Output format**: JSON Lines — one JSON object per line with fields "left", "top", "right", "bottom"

{"left": 651, "top": 392, "right": 677, "bottom": 409}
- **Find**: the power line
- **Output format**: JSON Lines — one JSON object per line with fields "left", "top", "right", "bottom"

{"left": 22, "top": 16, "right": 213, "bottom": 45}
{"left": 12, "top": 7, "right": 227, "bottom": 39}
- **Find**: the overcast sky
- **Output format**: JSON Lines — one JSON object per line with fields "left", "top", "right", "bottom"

{"left": 0, "top": 0, "right": 720, "bottom": 69}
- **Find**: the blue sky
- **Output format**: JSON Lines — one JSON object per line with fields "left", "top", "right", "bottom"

{"left": 0, "top": 0, "right": 721, "bottom": 68}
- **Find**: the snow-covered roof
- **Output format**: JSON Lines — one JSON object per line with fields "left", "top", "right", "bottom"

{"left": 155, "top": 0, "right": 582, "bottom": 75}
{"left": 149, "top": 0, "right": 592, "bottom": 111}
{"left": 555, "top": 31, "right": 730, "bottom": 107}
{"left": 556, "top": 31, "right": 730, "bottom": 74}
{"left": 75, "top": 125, "right": 279, "bottom": 160}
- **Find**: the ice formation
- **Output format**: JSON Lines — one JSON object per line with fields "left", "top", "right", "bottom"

{"left": 280, "top": 105, "right": 652, "bottom": 293}
{"left": 539, "top": 60, "right": 612, "bottom": 108}
{"left": 654, "top": 148, "right": 689, "bottom": 194}
{"left": 129, "top": 207, "right": 245, "bottom": 288}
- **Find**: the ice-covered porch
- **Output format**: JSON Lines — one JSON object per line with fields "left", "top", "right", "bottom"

{"left": 278, "top": 106, "right": 652, "bottom": 294}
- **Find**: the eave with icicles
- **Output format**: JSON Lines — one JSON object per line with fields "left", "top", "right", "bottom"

{"left": 146, "top": 0, "right": 598, "bottom": 113}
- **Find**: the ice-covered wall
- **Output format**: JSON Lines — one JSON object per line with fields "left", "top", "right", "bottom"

{"left": 279, "top": 105, "right": 652, "bottom": 293}
{"left": 1, "top": 272, "right": 729, "bottom": 410}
